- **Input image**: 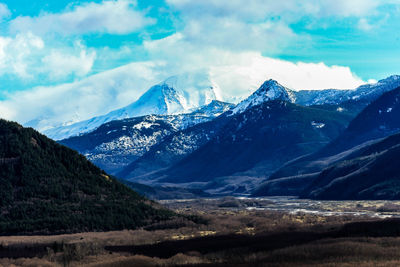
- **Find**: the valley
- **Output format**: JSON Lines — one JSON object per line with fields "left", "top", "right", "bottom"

{"left": 3, "top": 197, "right": 400, "bottom": 266}
{"left": 3, "top": 76, "right": 400, "bottom": 267}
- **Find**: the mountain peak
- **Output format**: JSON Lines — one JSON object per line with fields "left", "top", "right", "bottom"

{"left": 261, "top": 79, "right": 281, "bottom": 86}
{"left": 160, "top": 71, "right": 220, "bottom": 108}
{"left": 43, "top": 73, "right": 221, "bottom": 140}
{"left": 132, "top": 83, "right": 187, "bottom": 114}
{"left": 230, "top": 79, "right": 295, "bottom": 115}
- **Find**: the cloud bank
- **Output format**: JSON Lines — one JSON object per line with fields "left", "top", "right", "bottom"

{"left": 0, "top": 0, "right": 397, "bottom": 131}
{"left": 0, "top": 54, "right": 365, "bottom": 131}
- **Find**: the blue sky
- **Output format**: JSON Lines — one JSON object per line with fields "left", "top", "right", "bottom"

{"left": 0, "top": 0, "right": 399, "bottom": 127}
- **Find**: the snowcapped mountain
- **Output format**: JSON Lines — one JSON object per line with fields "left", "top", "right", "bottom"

{"left": 60, "top": 100, "right": 234, "bottom": 174}
{"left": 117, "top": 79, "right": 353, "bottom": 194}
{"left": 118, "top": 80, "right": 297, "bottom": 181}
{"left": 295, "top": 75, "right": 400, "bottom": 106}
{"left": 231, "top": 79, "right": 295, "bottom": 115}
{"left": 41, "top": 74, "right": 400, "bottom": 140}
{"left": 58, "top": 75, "right": 400, "bottom": 196}
{"left": 227, "top": 76, "right": 400, "bottom": 117}
{"left": 44, "top": 72, "right": 220, "bottom": 140}
{"left": 162, "top": 71, "right": 221, "bottom": 108}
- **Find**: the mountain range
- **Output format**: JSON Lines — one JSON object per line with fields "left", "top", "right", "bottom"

{"left": 117, "top": 80, "right": 354, "bottom": 193}
{"left": 43, "top": 75, "right": 400, "bottom": 141}
{"left": 34, "top": 73, "right": 400, "bottom": 199}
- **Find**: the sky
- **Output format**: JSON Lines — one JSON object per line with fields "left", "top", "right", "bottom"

{"left": 0, "top": 0, "right": 399, "bottom": 127}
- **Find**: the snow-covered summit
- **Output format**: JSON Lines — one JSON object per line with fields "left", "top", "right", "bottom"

{"left": 120, "top": 83, "right": 187, "bottom": 116}
{"left": 43, "top": 73, "right": 220, "bottom": 140}
{"left": 231, "top": 79, "right": 295, "bottom": 115}
{"left": 162, "top": 71, "right": 221, "bottom": 109}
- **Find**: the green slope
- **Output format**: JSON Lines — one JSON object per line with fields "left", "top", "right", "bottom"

{"left": 0, "top": 119, "right": 173, "bottom": 235}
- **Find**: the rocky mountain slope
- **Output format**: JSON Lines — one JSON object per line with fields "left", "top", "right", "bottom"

{"left": 60, "top": 101, "right": 233, "bottom": 174}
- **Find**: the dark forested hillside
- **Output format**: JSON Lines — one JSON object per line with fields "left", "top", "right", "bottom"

{"left": 0, "top": 119, "right": 173, "bottom": 235}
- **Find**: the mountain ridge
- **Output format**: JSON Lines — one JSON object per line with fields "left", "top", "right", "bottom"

{"left": 44, "top": 75, "right": 400, "bottom": 141}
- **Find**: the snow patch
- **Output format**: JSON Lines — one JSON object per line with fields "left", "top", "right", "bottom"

{"left": 132, "top": 121, "right": 158, "bottom": 130}
{"left": 311, "top": 121, "right": 325, "bottom": 129}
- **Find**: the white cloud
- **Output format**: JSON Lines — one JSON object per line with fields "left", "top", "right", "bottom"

{"left": 0, "top": 61, "right": 167, "bottom": 130}
{"left": 357, "top": 18, "right": 373, "bottom": 31}
{"left": 208, "top": 54, "right": 364, "bottom": 102}
{"left": 10, "top": 0, "right": 155, "bottom": 35}
{"left": 179, "top": 17, "right": 298, "bottom": 53}
{"left": 0, "top": 3, "right": 10, "bottom": 21}
{"left": 161, "top": 0, "right": 390, "bottom": 63}
{"left": 142, "top": 33, "right": 363, "bottom": 95}
{"left": 0, "top": 32, "right": 44, "bottom": 78}
{"left": 0, "top": 33, "right": 96, "bottom": 81}
{"left": 42, "top": 44, "right": 96, "bottom": 80}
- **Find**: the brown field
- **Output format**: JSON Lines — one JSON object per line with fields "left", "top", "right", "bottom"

{"left": 2, "top": 197, "right": 400, "bottom": 266}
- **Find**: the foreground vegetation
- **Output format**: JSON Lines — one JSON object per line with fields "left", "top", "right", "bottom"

{"left": 3, "top": 198, "right": 400, "bottom": 266}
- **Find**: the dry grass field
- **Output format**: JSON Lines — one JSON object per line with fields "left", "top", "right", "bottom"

{"left": 2, "top": 197, "right": 400, "bottom": 266}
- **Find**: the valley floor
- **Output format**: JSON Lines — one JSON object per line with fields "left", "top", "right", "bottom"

{"left": 3, "top": 197, "right": 400, "bottom": 266}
